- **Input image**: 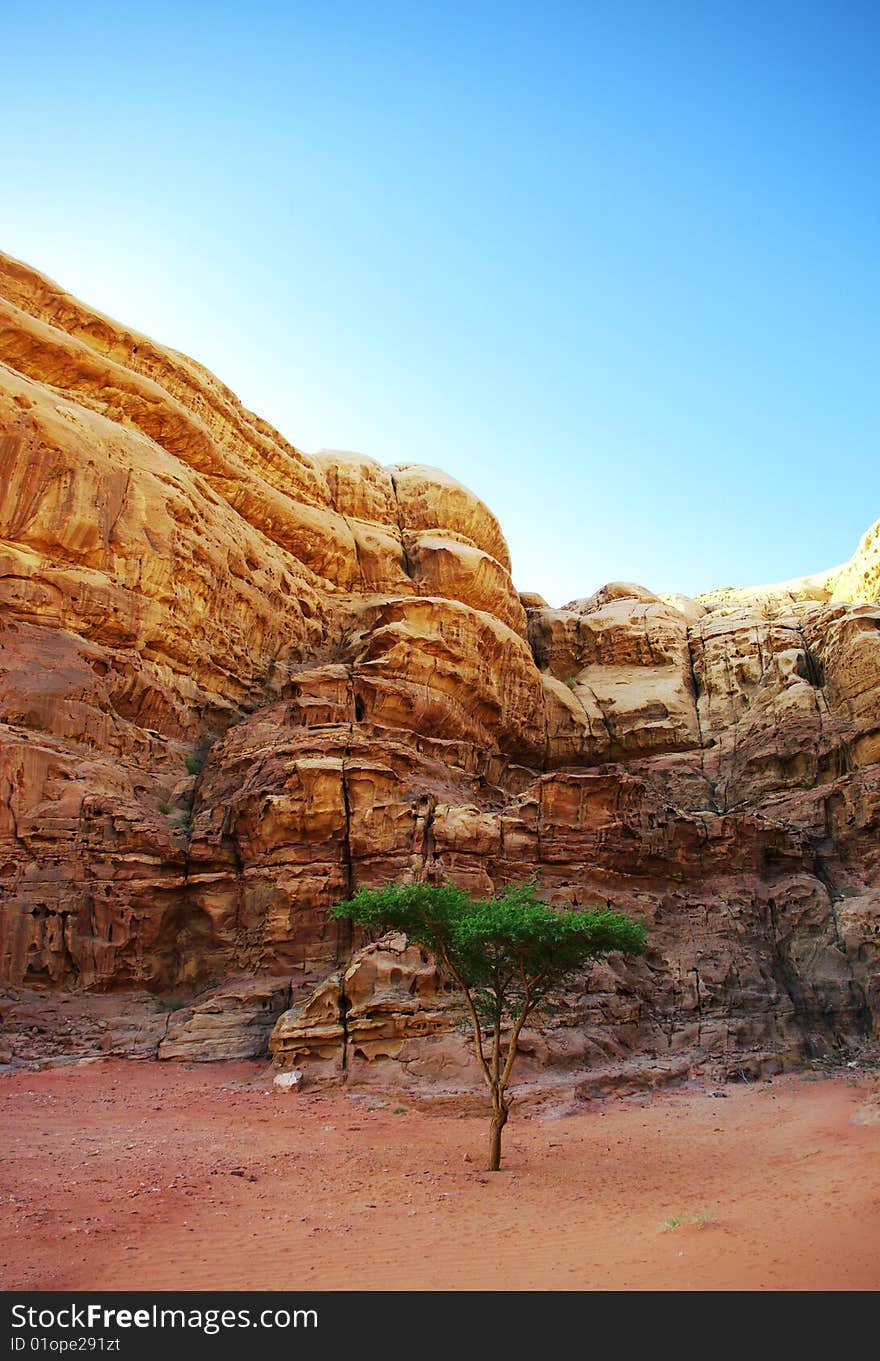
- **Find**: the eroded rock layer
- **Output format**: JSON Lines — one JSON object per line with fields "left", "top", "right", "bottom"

{"left": 1, "top": 251, "right": 878, "bottom": 1086}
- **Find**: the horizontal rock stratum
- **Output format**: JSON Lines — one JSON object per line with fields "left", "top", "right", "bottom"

{"left": 0, "top": 250, "right": 877, "bottom": 1086}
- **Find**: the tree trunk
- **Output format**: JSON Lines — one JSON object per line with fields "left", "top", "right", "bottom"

{"left": 488, "top": 1093, "right": 508, "bottom": 1171}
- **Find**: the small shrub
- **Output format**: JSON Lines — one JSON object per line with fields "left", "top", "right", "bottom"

{"left": 184, "top": 753, "right": 206, "bottom": 776}
{"left": 661, "top": 1210, "right": 715, "bottom": 1232}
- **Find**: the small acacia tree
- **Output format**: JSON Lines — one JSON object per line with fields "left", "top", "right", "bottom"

{"left": 330, "top": 879, "right": 647, "bottom": 1171}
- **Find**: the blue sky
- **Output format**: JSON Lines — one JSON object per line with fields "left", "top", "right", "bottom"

{"left": 3, "top": 1, "right": 877, "bottom": 604}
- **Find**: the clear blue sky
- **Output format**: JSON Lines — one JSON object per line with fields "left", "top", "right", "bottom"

{"left": 3, "top": 1, "right": 877, "bottom": 604}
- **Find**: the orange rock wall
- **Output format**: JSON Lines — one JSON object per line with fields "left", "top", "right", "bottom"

{"left": 1, "top": 251, "right": 877, "bottom": 1077}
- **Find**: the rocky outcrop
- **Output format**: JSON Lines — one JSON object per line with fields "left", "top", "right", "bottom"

{"left": 1, "top": 250, "right": 878, "bottom": 1089}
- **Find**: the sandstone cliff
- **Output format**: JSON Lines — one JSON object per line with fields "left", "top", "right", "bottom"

{"left": 1, "top": 250, "right": 877, "bottom": 1090}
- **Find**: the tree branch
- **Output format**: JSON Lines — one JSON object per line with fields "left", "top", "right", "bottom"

{"left": 500, "top": 957, "right": 535, "bottom": 1090}
{"left": 440, "top": 948, "right": 492, "bottom": 1090}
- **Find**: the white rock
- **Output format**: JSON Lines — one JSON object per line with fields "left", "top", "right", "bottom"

{"left": 273, "top": 1069, "right": 303, "bottom": 1093}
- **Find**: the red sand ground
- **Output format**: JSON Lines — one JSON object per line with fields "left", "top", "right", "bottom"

{"left": 2, "top": 1060, "right": 878, "bottom": 1292}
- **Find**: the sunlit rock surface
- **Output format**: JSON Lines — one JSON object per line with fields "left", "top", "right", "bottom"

{"left": 1, "top": 250, "right": 877, "bottom": 1087}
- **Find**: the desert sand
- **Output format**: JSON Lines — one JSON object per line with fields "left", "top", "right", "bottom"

{"left": 2, "top": 1060, "right": 878, "bottom": 1292}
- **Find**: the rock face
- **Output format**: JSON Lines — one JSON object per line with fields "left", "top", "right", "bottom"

{"left": 1, "top": 250, "right": 878, "bottom": 1087}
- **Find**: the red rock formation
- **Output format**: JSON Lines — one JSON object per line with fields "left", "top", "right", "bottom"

{"left": 0, "top": 250, "right": 877, "bottom": 1085}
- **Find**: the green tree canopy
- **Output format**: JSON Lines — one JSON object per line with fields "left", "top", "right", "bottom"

{"left": 330, "top": 879, "right": 647, "bottom": 1169}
